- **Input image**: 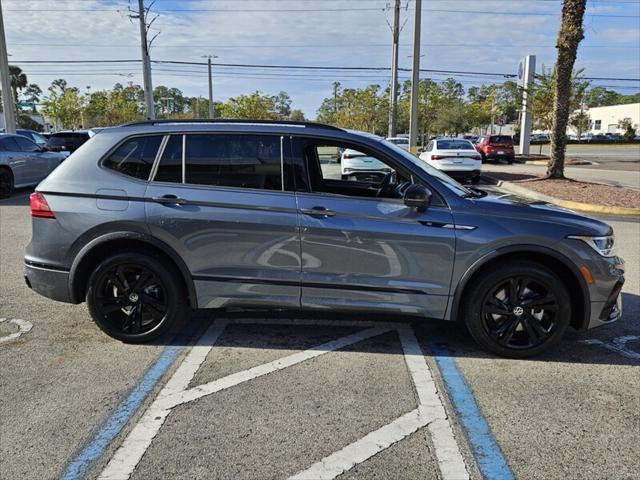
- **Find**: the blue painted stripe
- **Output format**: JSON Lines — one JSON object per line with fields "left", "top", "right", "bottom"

{"left": 430, "top": 342, "right": 515, "bottom": 480}
{"left": 62, "top": 323, "right": 199, "bottom": 480}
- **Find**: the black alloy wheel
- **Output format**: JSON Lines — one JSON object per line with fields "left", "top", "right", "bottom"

{"left": 464, "top": 261, "right": 571, "bottom": 358}
{"left": 0, "top": 168, "right": 14, "bottom": 199}
{"left": 481, "top": 276, "right": 558, "bottom": 350}
{"left": 86, "top": 253, "right": 188, "bottom": 342}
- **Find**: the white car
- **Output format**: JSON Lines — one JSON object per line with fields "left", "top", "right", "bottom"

{"left": 419, "top": 138, "right": 481, "bottom": 184}
{"left": 341, "top": 148, "right": 392, "bottom": 182}
{"left": 385, "top": 137, "right": 410, "bottom": 151}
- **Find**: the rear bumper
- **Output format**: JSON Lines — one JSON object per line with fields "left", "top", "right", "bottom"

{"left": 445, "top": 169, "right": 481, "bottom": 178}
{"left": 484, "top": 152, "right": 514, "bottom": 161}
{"left": 24, "top": 261, "right": 73, "bottom": 303}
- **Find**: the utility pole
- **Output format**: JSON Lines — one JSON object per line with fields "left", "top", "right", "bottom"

{"left": 388, "top": 0, "right": 401, "bottom": 138}
{"left": 136, "top": 0, "right": 155, "bottom": 120}
{"left": 333, "top": 81, "right": 339, "bottom": 114}
{"left": 202, "top": 55, "right": 218, "bottom": 118}
{"left": 408, "top": 0, "right": 421, "bottom": 154}
{"left": 0, "top": 1, "right": 16, "bottom": 134}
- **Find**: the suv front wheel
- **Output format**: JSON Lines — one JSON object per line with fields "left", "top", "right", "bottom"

{"left": 86, "top": 253, "right": 189, "bottom": 342}
{"left": 463, "top": 261, "right": 571, "bottom": 358}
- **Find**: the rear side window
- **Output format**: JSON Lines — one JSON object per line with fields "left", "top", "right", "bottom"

{"left": 489, "top": 136, "right": 513, "bottom": 144}
{"left": 185, "top": 134, "right": 282, "bottom": 190}
{"left": 154, "top": 135, "right": 183, "bottom": 183}
{"left": 103, "top": 135, "right": 162, "bottom": 180}
{"left": 0, "top": 137, "right": 20, "bottom": 151}
{"left": 14, "top": 136, "right": 40, "bottom": 152}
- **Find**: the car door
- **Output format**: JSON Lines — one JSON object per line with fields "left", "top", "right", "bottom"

{"left": 292, "top": 137, "right": 456, "bottom": 319}
{"left": 0, "top": 136, "right": 31, "bottom": 186}
{"left": 13, "top": 135, "right": 49, "bottom": 183}
{"left": 145, "top": 132, "right": 301, "bottom": 310}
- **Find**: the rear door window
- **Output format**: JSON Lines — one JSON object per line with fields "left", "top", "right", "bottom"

{"left": 103, "top": 135, "right": 163, "bottom": 180}
{"left": 184, "top": 134, "right": 283, "bottom": 191}
{"left": 14, "top": 136, "right": 40, "bottom": 152}
{"left": 0, "top": 137, "right": 21, "bottom": 152}
{"left": 154, "top": 135, "right": 183, "bottom": 183}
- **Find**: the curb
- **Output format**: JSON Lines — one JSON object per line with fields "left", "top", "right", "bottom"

{"left": 492, "top": 179, "right": 640, "bottom": 217}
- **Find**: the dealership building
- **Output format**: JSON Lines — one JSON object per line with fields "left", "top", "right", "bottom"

{"left": 581, "top": 102, "right": 640, "bottom": 135}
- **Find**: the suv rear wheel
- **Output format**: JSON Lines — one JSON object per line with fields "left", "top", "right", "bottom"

{"left": 463, "top": 261, "right": 571, "bottom": 358}
{"left": 86, "top": 253, "right": 189, "bottom": 342}
{"left": 0, "top": 167, "right": 14, "bottom": 199}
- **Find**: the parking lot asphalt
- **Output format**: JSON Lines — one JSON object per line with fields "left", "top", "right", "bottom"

{"left": 1, "top": 188, "right": 638, "bottom": 480}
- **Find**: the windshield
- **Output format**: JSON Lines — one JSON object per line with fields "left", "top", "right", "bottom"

{"left": 489, "top": 136, "right": 512, "bottom": 144}
{"left": 436, "top": 139, "right": 474, "bottom": 150}
{"left": 381, "top": 140, "right": 473, "bottom": 197}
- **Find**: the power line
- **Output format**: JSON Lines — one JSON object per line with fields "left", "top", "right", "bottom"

{"left": 12, "top": 58, "right": 640, "bottom": 82}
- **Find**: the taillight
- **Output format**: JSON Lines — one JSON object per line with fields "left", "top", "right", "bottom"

{"left": 431, "top": 155, "right": 444, "bottom": 160}
{"left": 343, "top": 153, "right": 353, "bottom": 159}
{"left": 30, "top": 192, "right": 55, "bottom": 219}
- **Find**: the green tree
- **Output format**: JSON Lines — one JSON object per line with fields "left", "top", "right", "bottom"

{"left": 273, "top": 91, "right": 292, "bottom": 118}
{"left": 569, "top": 110, "right": 589, "bottom": 140}
{"left": 9, "top": 65, "right": 27, "bottom": 105}
{"left": 40, "top": 80, "right": 85, "bottom": 129}
{"left": 618, "top": 118, "right": 636, "bottom": 142}
{"left": 220, "top": 91, "right": 280, "bottom": 120}
{"left": 289, "top": 109, "right": 306, "bottom": 121}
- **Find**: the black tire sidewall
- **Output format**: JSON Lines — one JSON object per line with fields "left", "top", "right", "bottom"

{"left": 86, "top": 253, "right": 186, "bottom": 343}
{"left": 464, "top": 262, "right": 571, "bottom": 358}
{"left": 0, "top": 168, "right": 14, "bottom": 199}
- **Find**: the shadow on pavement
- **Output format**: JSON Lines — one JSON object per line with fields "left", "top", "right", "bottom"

{"left": 152, "top": 292, "right": 640, "bottom": 367}
{"left": 0, "top": 188, "right": 32, "bottom": 206}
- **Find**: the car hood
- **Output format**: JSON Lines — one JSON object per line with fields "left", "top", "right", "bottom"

{"left": 468, "top": 189, "right": 611, "bottom": 236}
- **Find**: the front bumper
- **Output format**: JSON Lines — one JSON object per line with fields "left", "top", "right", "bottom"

{"left": 587, "top": 277, "right": 624, "bottom": 329}
{"left": 24, "top": 261, "right": 73, "bottom": 303}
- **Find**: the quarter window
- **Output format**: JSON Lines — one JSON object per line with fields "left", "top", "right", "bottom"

{"left": 103, "top": 135, "right": 163, "bottom": 180}
{"left": 184, "top": 134, "right": 282, "bottom": 190}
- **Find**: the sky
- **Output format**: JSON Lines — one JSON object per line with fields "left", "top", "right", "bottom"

{"left": 4, "top": 0, "right": 640, "bottom": 118}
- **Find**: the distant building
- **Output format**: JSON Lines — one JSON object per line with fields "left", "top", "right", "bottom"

{"left": 581, "top": 103, "right": 639, "bottom": 135}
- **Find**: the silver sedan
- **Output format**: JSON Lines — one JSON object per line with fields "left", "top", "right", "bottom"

{"left": 0, "top": 134, "right": 68, "bottom": 198}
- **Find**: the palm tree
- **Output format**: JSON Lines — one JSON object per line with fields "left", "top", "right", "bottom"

{"left": 546, "top": 0, "right": 587, "bottom": 178}
{"left": 9, "top": 65, "right": 28, "bottom": 105}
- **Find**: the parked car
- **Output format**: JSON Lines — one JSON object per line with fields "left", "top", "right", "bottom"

{"left": 24, "top": 119, "right": 625, "bottom": 358}
{"left": 1, "top": 128, "right": 50, "bottom": 148}
{"left": 46, "top": 130, "right": 90, "bottom": 153}
{"left": 0, "top": 134, "right": 68, "bottom": 198}
{"left": 474, "top": 135, "right": 515, "bottom": 163}
{"left": 385, "top": 136, "right": 410, "bottom": 151}
{"left": 419, "top": 138, "right": 481, "bottom": 184}
{"left": 530, "top": 133, "right": 550, "bottom": 143}
{"left": 341, "top": 147, "right": 392, "bottom": 182}
{"left": 463, "top": 135, "right": 479, "bottom": 144}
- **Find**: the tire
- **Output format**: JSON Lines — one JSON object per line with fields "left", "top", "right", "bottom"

{"left": 507, "top": 158, "right": 515, "bottom": 165}
{"left": 463, "top": 261, "right": 571, "bottom": 358}
{"left": 470, "top": 175, "right": 480, "bottom": 185}
{"left": 86, "top": 253, "right": 189, "bottom": 343}
{"left": 0, "top": 167, "right": 14, "bottom": 199}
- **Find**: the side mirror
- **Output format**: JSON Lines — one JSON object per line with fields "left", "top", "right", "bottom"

{"left": 404, "top": 184, "right": 432, "bottom": 213}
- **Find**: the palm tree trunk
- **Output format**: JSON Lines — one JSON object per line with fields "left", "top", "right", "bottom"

{"left": 547, "top": 0, "right": 587, "bottom": 178}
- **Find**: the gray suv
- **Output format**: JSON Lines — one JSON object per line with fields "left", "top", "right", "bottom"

{"left": 24, "top": 120, "right": 625, "bottom": 357}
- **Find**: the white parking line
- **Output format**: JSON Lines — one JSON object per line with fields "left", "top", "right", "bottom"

{"left": 98, "top": 319, "right": 469, "bottom": 480}
{"left": 289, "top": 408, "right": 430, "bottom": 480}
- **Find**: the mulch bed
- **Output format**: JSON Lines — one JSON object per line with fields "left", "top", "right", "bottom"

{"left": 488, "top": 173, "right": 640, "bottom": 208}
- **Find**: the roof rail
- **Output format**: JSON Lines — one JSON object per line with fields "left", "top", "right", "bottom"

{"left": 119, "top": 118, "right": 344, "bottom": 131}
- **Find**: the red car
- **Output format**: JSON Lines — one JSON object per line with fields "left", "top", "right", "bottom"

{"left": 474, "top": 135, "right": 515, "bottom": 164}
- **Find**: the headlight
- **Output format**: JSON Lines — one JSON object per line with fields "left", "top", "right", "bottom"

{"left": 568, "top": 235, "right": 616, "bottom": 257}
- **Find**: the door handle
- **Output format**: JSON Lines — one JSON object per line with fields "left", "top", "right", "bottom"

{"left": 151, "top": 194, "right": 187, "bottom": 205}
{"left": 300, "top": 206, "right": 336, "bottom": 218}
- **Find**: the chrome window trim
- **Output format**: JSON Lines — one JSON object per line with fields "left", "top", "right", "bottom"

{"left": 148, "top": 135, "right": 170, "bottom": 182}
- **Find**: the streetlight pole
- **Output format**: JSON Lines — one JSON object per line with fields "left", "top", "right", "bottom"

{"left": 202, "top": 55, "right": 218, "bottom": 119}
{"left": 408, "top": 0, "right": 422, "bottom": 154}
{"left": 137, "top": 0, "right": 155, "bottom": 120}
{"left": 388, "top": 0, "right": 401, "bottom": 138}
{"left": 0, "top": 1, "right": 16, "bottom": 134}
